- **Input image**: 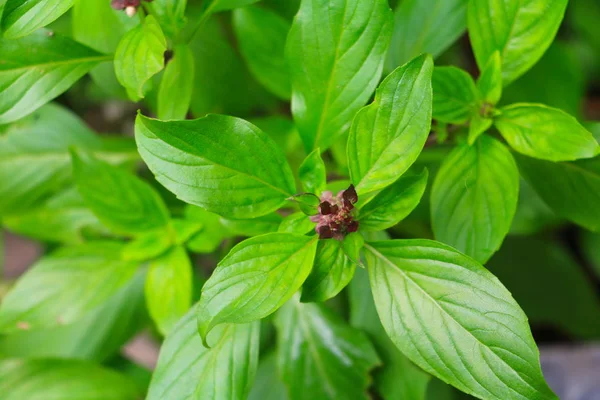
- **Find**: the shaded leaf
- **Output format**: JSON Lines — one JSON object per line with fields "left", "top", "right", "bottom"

{"left": 431, "top": 135, "right": 518, "bottom": 263}
{"left": 275, "top": 297, "right": 380, "bottom": 400}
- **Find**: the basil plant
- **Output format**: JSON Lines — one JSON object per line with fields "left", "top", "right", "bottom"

{"left": 1, "top": 0, "right": 599, "bottom": 399}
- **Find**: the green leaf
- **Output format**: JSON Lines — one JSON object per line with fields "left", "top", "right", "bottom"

{"left": 197, "top": 233, "right": 318, "bottom": 344}
{"left": 349, "top": 267, "right": 431, "bottom": 400}
{"left": 72, "top": 149, "right": 170, "bottom": 235}
{"left": 582, "top": 231, "right": 600, "bottom": 279}
{"left": 147, "top": 0, "right": 187, "bottom": 38}
{"left": 0, "top": 358, "right": 139, "bottom": 400}
{"left": 0, "top": 31, "right": 110, "bottom": 124}
{"left": 0, "top": 271, "right": 147, "bottom": 362}
{"left": 275, "top": 297, "right": 380, "bottom": 400}
{"left": 145, "top": 245, "right": 192, "bottom": 336}
{"left": 287, "top": 0, "right": 393, "bottom": 151}
{"left": 121, "top": 229, "right": 173, "bottom": 261}
{"left": 348, "top": 54, "right": 433, "bottom": 195}
{"left": 135, "top": 113, "right": 296, "bottom": 219}
{"left": 1, "top": 0, "right": 74, "bottom": 38}
{"left": 365, "top": 239, "right": 557, "bottom": 400}
{"left": 3, "top": 187, "right": 106, "bottom": 244}
{"left": 171, "top": 218, "right": 203, "bottom": 245}
{"left": 0, "top": 104, "right": 100, "bottom": 215}
{"left": 496, "top": 104, "right": 600, "bottom": 161}
{"left": 488, "top": 237, "right": 600, "bottom": 339}
{"left": 300, "top": 235, "right": 360, "bottom": 302}
{"left": 220, "top": 213, "right": 283, "bottom": 237}
{"left": 248, "top": 352, "right": 288, "bottom": 400}
{"left": 467, "top": 113, "right": 493, "bottom": 145}
{"left": 431, "top": 135, "right": 518, "bottom": 263}
{"left": 147, "top": 305, "right": 259, "bottom": 400}
{"left": 205, "top": 0, "right": 260, "bottom": 12}
{"left": 233, "top": 5, "right": 291, "bottom": 99}
{"left": 516, "top": 154, "right": 600, "bottom": 231}
{"left": 114, "top": 15, "right": 167, "bottom": 101}
{"left": 188, "top": 16, "right": 261, "bottom": 117}
{"left": 0, "top": 242, "right": 138, "bottom": 333}
{"left": 468, "top": 0, "right": 568, "bottom": 85}
{"left": 500, "top": 43, "right": 584, "bottom": 118}
{"left": 72, "top": 0, "right": 138, "bottom": 99}
{"left": 509, "top": 178, "right": 560, "bottom": 235}
{"left": 476, "top": 51, "right": 502, "bottom": 105}
{"left": 432, "top": 66, "right": 478, "bottom": 124}
{"left": 278, "top": 212, "right": 314, "bottom": 235}
{"left": 358, "top": 168, "right": 428, "bottom": 231}
{"left": 158, "top": 44, "right": 194, "bottom": 120}
{"left": 184, "top": 206, "right": 230, "bottom": 253}
{"left": 386, "top": 0, "right": 467, "bottom": 70}
{"left": 298, "top": 148, "right": 326, "bottom": 194}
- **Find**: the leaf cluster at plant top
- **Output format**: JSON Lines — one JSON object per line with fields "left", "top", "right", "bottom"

{"left": 1, "top": 0, "right": 600, "bottom": 399}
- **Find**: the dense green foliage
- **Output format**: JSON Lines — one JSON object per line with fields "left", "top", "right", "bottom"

{"left": 1, "top": 0, "right": 600, "bottom": 399}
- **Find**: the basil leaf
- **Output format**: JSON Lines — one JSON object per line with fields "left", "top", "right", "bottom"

{"left": 205, "top": 0, "right": 260, "bottom": 12}
{"left": 516, "top": 154, "right": 600, "bottom": 231}
{"left": 197, "top": 233, "right": 318, "bottom": 344}
{"left": 0, "top": 359, "right": 139, "bottom": 400}
{"left": 496, "top": 104, "right": 600, "bottom": 161}
{"left": 300, "top": 235, "right": 359, "bottom": 302}
{"left": 122, "top": 230, "right": 173, "bottom": 262}
{"left": 0, "top": 31, "right": 110, "bottom": 124}
{"left": 188, "top": 16, "right": 258, "bottom": 117}
{"left": 432, "top": 66, "right": 478, "bottom": 124}
{"left": 0, "top": 104, "right": 98, "bottom": 215}
{"left": 489, "top": 237, "right": 600, "bottom": 339}
{"left": 287, "top": 0, "right": 393, "bottom": 151}
{"left": 275, "top": 297, "right": 380, "bottom": 400}
{"left": 468, "top": 0, "right": 568, "bottom": 84}
{"left": 0, "top": 242, "right": 138, "bottom": 333}
{"left": 467, "top": 113, "right": 493, "bottom": 145}
{"left": 147, "top": 306, "right": 259, "bottom": 400}
{"left": 145, "top": 246, "right": 192, "bottom": 336}
{"left": 365, "top": 239, "right": 557, "bottom": 400}
{"left": 147, "top": 0, "right": 187, "bottom": 38}
{"left": 233, "top": 5, "right": 291, "bottom": 99}
{"left": 348, "top": 54, "right": 433, "bottom": 195}
{"left": 509, "top": 178, "right": 560, "bottom": 236}
{"left": 220, "top": 214, "right": 283, "bottom": 237}
{"left": 501, "top": 43, "right": 584, "bottom": 118}
{"left": 3, "top": 187, "right": 106, "bottom": 244}
{"left": 476, "top": 51, "right": 502, "bottom": 105}
{"left": 1, "top": 0, "right": 74, "bottom": 38}
{"left": 386, "top": 0, "right": 467, "bottom": 69}
{"left": 431, "top": 135, "right": 518, "bottom": 263}
{"left": 158, "top": 44, "right": 194, "bottom": 120}
{"left": 349, "top": 268, "right": 431, "bottom": 400}
{"left": 72, "top": 149, "right": 170, "bottom": 235}
{"left": 358, "top": 168, "right": 428, "bottom": 232}
{"left": 184, "top": 206, "right": 230, "bottom": 253}
{"left": 248, "top": 352, "right": 288, "bottom": 400}
{"left": 278, "top": 212, "right": 314, "bottom": 235}
{"left": 298, "top": 148, "right": 326, "bottom": 194}
{"left": 135, "top": 113, "right": 296, "bottom": 219}
{"left": 114, "top": 15, "right": 167, "bottom": 101}
{"left": 0, "top": 271, "right": 147, "bottom": 362}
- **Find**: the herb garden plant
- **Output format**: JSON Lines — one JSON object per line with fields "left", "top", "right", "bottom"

{"left": 1, "top": 0, "right": 600, "bottom": 399}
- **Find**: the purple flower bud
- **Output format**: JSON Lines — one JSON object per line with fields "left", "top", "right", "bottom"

{"left": 317, "top": 225, "right": 334, "bottom": 239}
{"left": 342, "top": 184, "right": 358, "bottom": 205}
{"left": 319, "top": 201, "right": 332, "bottom": 215}
{"left": 347, "top": 221, "right": 359, "bottom": 233}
